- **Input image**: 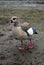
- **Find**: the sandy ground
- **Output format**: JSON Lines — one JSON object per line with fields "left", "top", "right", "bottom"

{"left": 0, "top": 20, "right": 44, "bottom": 65}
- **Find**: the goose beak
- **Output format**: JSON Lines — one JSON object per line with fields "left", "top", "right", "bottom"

{"left": 11, "top": 20, "right": 13, "bottom": 23}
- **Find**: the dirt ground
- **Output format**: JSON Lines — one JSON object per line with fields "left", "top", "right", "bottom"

{"left": 0, "top": 13, "right": 44, "bottom": 65}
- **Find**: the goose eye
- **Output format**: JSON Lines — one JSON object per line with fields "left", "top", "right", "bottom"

{"left": 13, "top": 18, "right": 16, "bottom": 20}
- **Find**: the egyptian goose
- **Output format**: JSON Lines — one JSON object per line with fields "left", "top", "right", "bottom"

{"left": 10, "top": 16, "right": 38, "bottom": 50}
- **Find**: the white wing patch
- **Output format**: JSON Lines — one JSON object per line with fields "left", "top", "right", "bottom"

{"left": 27, "top": 28, "right": 33, "bottom": 35}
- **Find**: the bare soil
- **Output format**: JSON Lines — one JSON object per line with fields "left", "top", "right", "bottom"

{"left": 0, "top": 15, "right": 44, "bottom": 65}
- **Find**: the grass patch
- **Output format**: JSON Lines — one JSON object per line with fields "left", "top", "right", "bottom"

{"left": 0, "top": 6, "right": 44, "bottom": 24}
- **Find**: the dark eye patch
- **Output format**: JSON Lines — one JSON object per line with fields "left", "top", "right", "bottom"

{"left": 13, "top": 18, "right": 16, "bottom": 20}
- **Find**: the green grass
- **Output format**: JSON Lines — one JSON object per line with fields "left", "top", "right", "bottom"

{"left": 0, "top": 6, "right": 44, "bottom": 24}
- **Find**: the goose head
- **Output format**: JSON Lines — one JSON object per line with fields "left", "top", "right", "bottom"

{"left": 10, "top": 16, "right": 19, "bottom": 26}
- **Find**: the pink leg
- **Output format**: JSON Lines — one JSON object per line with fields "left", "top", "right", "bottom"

{"left": 19, "top": 40, "right": 25, "bottom": 50}
{"left": 28, "top": 39, "right": 33, "bottom": 49}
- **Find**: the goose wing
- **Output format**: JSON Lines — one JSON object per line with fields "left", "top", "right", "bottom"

{"left": 21, "top": 22, "right": 31, "bottom": 31}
